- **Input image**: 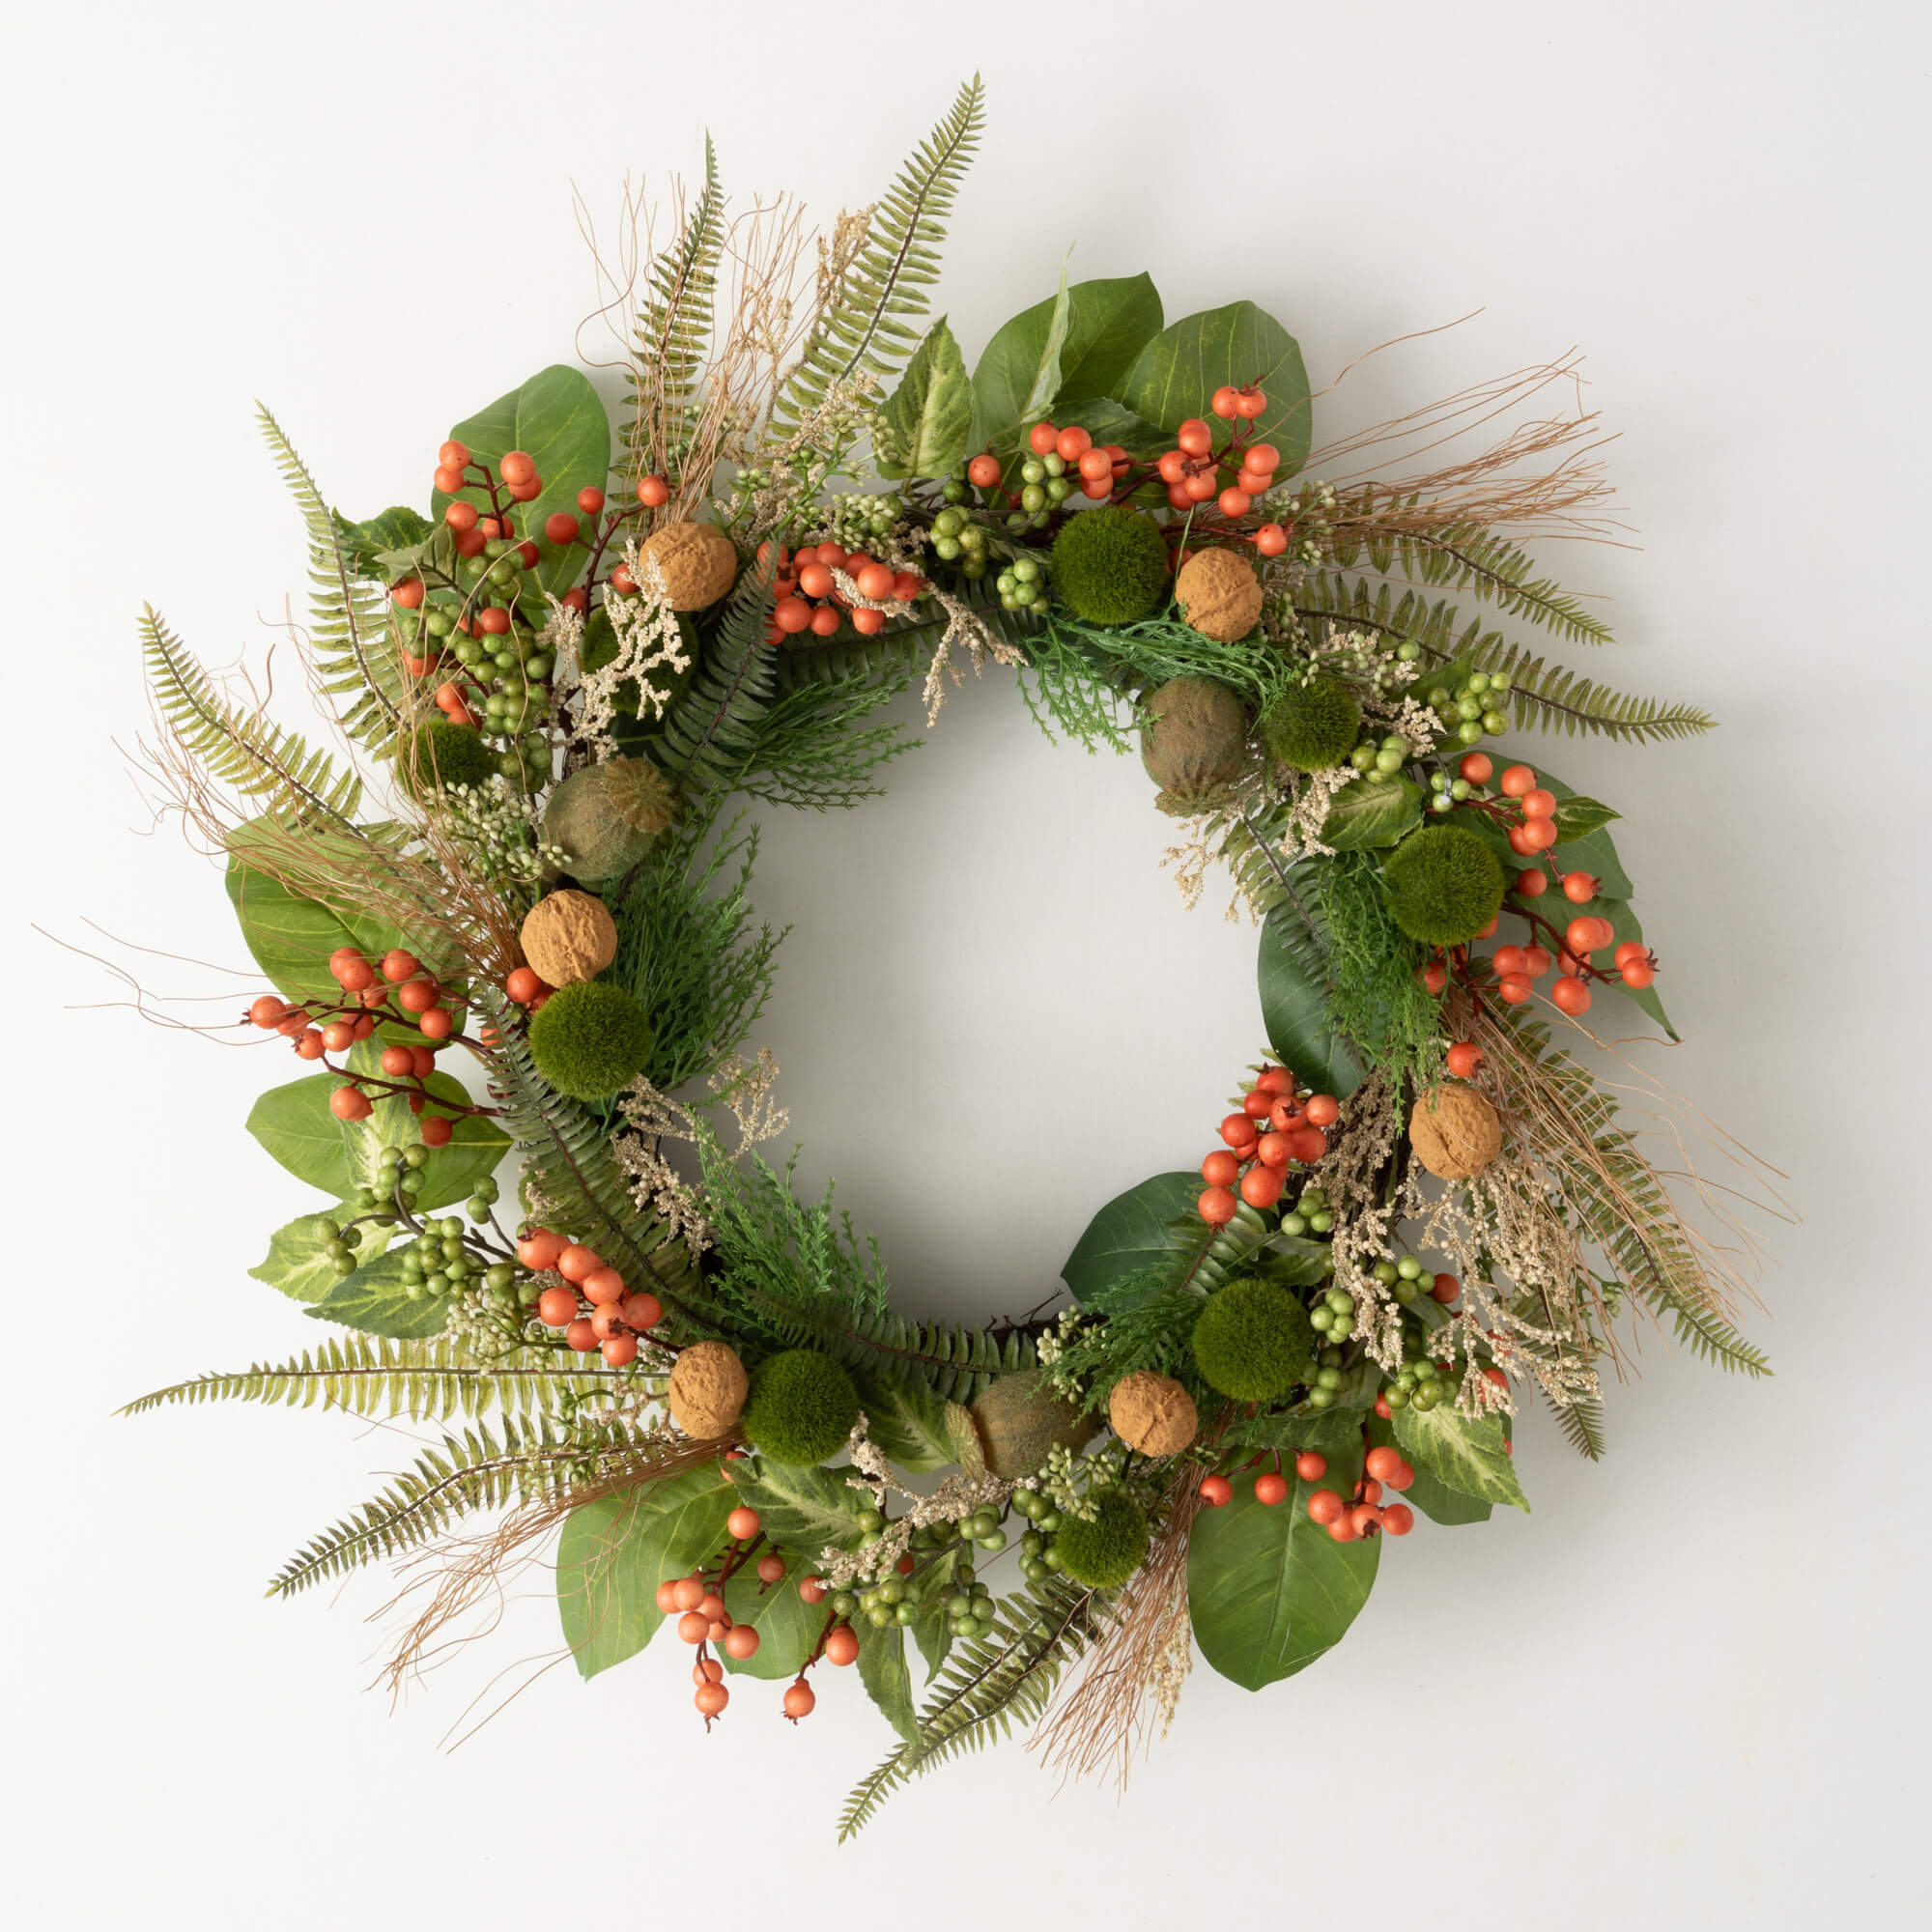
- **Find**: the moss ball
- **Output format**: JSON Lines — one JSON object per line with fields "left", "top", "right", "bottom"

{"left": 1262, "top": 677, "right": 1361, "bottom": 773}
{"left": 400, "top": 721, "right": 495, "bottom": 795}
{"left": 1050, "top": 507, "right": 1170, "bottom": 626}
{"left": 543, "top": 758, "right": 677, "bottom": 886}
{"left": 1383, "top": 824, "right": 1507, "bottom": 947}
{"left": 740, "top": 1350, "right": 861, "bottom": 1466}
{"left": 526, "top": 979, "right": 653, "bottom": 1100}
{"left": 1053, "top": 1489, "right": 1150, "bottom": 1590}
{"left": 1191, "top": 1279, "right": 1315, "bottom": 1403}
{"left": 1174, "top": 546, "right": 1264, "bottom": 641}
{"left": 1140, "top": 677, "right": 1249, "bottom": 813}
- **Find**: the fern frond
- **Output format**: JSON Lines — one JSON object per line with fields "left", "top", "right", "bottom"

{"left": 772, "top": 76, "right": 984, "bottom": 438}
{"left": 121, "top": 1335, "right": 609, "bottom": 1425}
{"left": 141, "top": 606, "right": 362, "bottom": 824}
{"left": 838, "top": 1573, "right": 1100, "bottom": 1838}
{"left": 1546, "top": 1386, "right": 1607, "bottom": 1461}
{"left": 485, "top": 995, "right": 698, "bottom": 1304}
{"left": 256, "top": 405, "right": 405, "bottom": 749}
{"left": 1293, "top": 573, "right": 1715, "bottom": 744}
{"left": 266, "top": 1412, "right": 576, "bottom": 1597}
{"left": 1333, "top": 519, "right": 1614, "bottom": 647}
{"left": 627, "top": 137, "right": 725, "bottom": 478}
{"left": 656, "top": 553, "right": 778, "bottom": 803}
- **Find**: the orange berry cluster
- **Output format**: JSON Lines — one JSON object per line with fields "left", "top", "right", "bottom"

{"left": 1198, "top": 1064, "right": 1341, "bottom": 1227}
{"left": 763, "top": 540, "right": 929, "bottom": 643}
{"left": 654, "top": 1507, "right": 842, "bottom": 1727}
{"left": 1199, "top": 1446, "right": 1415, "bottom": 1541}
{"left": 516, "top": 1227, "right": 662, "bottom": 1367}
{"left": 1154, "top": 386, "right": 1287, "bottom": 532}
{"left": 245, "top": 945, "right": 463, "bottom": 1141}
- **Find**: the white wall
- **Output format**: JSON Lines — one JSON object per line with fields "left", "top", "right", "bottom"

{"left": 4, "top": 2, "right": 1925, "bottom": 1924}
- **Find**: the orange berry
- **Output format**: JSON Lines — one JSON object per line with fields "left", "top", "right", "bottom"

{"left": 438, "top": 440, "right": 470, "bottom": 471}
{"left": 1198, "top": 1473, "right": 1233, "bottom": 1507}
{"left": 1306, "top": 1489, "right": 1345, "bottom": 1525}
{"left": 1518, "top": 816, "right": 1559, "bottom": 852}
{"left": 798, "top": 1576, "right": 828, "bottom": 1605}
{"left": 1293, "top": 1451, "right": 1326, "bottom": 1482}
{"left": 600, "top": 1334, "right": 638, "bottom": 1367}
{"left": 1201, "top": 1149, "right": 1240, "bottom": 1187}
{"left": 796, "top": 562, "right": 834, "bottom": 599}
{"left": 1245, "top": 442, "right": 1281, "bottom": 474}
{"left": 1256, "top": 1131, "right": 1291, "bottom": 1170}
{"left": 556, "top": 1244, "right": 603, "bottom": 1284}
{"left": 723, "top": 1624, "right": 760, "bottom": 1661}
{"left": 1516, "top": 867, "right": 1548, "bottom": 898}
{"left": 1520, "top": 787, "right": 1557, "bottom": 820}
{"left": 1157, "top": 450, "right": 1189, "bottom": 484}
{"left": 892, "top": 572, "right": 924, "bottom": 601}
{"left": 1199, "top": 1185, "right": 1239, "bottom": 1227}
{"left": 1621, "top": 960, "right": 1656, "bottom": 989}
{"left": 695, "top": 1682, "right": 729, "bottom": 1717}
{"left": 1028, "top": 422, "right": 1060, "bottom": 455}
{"left": 1432, "top": 1272, "right": 1460, "bottom": 1303}
{"left": 1217, "top": 487, "right": 1252, "bottom": 518}
{"left": 1365, "top": 1446, "right": 1404, "bottom": 1483}
{"left": 1254, "top": 1471, "right": 1289, "bottom": 1505}
{"left": 1219, "top": 1113, "right": 1259, "bottom": 1151}
{"left": 1176, "top": 418, "right": 1213, "bottom": 457}
{"left": 1459, "top": 752, "right": 1493, "bottom": 784}
{"left": 670, "top": 1577, "right": 706, "bottom": 1612}
{"left": 1287, "top": 1126, "right": 1328, "bottom": 1163}
{"left": 967, "top": 453, "right": 1001, "bottom": 487}
{"left": 782, "top": 1679, "right": 816, "bottom": 1719}
{"left": 1561, "top": 871, "right": 1598, "bottom": 904}
{"left": 1327, "top": 1514, "right": 1360, "bottom": 1544}
{"left": 726, "top": 1506, "right": 761, "bottom": 1541}
{"left": 655, "top": 1579, "right": 679, "bottom": 1614}
{"left": 1498, "top": 763, "right": 1537, "bottom": 798}
{"left": 1211, "top": 385, "right": 1242, "bottom": 419}
{"left": 1239, "top": 1164, "right": 1285, "bottom": 1209}
{"left": 1234, "top": 388, "right": 1267, "bottom": 419}
{"left": 544, "top": 511, "right": 581, "bottom": 545}
{"left": 505, "top": 967, "right": 544, "bottom": 1005}
{"left": 1055, "top": 425, "right": 1093, "bottom": 462}
{"left": 499, "top": 451, "right": 536, "bottom": 488}
{"left": 329, "top": 1085, "right": 372, "bottom": 1122}
{"left": 518, "top": 1228, "right": 565, "bottom": 1269}
{"left": 823, "top": 1626, "right": 860, "bottom": 1666}
{"left": 619, "top": 1292, "right": 663, "bottom": 1332}
{"left": 1077, "top": 447, "right": 1114, "bottom": 482}
{"left": 1382, "top": 1503, "right": 1415, "bottom": 1535}
{"left": 536, "top": 1286, "right": 577, "bottom": 1327}
{"left": 582, "top": 1266, "right": 626, "bottom": 1307}
{"left": 443, "top": 500, "right": 479, "bottom": 533}
{"left": 637, "top": 474, "right": 669, "bottom": 507}
{"left": 1303, "top": 1094, "right": 1340, "bottom": 1128}
{"left": 577, "top": 486, "right": 606, "bottom": 516}
{"left": 1498, "top": 974, "right": 1534, "bottom": 1005}
{"left": 1253, "top": 522, "right": 1289, "bottom": 555}
{"left": 757, "top": 1554, "right": 786, "bottom": 1584}
{"left": 1182, "top": 469, "right": 1218, "bottom": 502}
{"left": 1445, "top": 1042, "right": 1482, "bottom": 1078}
{"left": 564, "top": 1318, "right": 598, "bottom": 1353}
{"left": 855, "top": 562, "right": 895, "bottom": 601}
{"left": 1550, "top": 977, "right": 1592, "bottom": 1015}
{"left": 851, "top": 608, "right": 885, "bottom": 636}
{"left": 248, "top": 994, "right": 288, "bottom": 1029}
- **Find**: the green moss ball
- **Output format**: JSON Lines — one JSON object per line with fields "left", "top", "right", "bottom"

{"left": 740, "top": 1350, "right": 861, "bottom": 1466}
{"left": 1053, "top": 1488, "right": 1150, "bottom": 1590}
{"left": 1261, "top": 677, "right": 1361, "bottom": 772}
{"left": 1382, "top": 824, "right": 1508, "bottom": 947}
{"left": 400, "top": 721, "right": 495, "bottom": 795}
{"left": 1191, "top": 1279, "right": 1315, "bottom": 1403}
{"left": 526, "top": 979, "right": 654, "bottom": 1100}
{"left": 1050, "top": 507, "right": 1170, "bottom": 626}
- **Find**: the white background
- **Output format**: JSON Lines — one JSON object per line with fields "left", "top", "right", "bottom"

{"left": 4, "top": 2, "right": 1926, "bottom": 1924}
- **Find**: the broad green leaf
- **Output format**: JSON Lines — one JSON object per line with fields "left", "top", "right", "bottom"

{"left": 1552, "top": 794, "right": 1619, "bottom": 841}
{"left": 245, "top": 1046, "right": 509, "bottom": 1208}
{"left": 1055, "top": 273, "right": 1164, "bottom": 403}
{"left": 875, "top": 317, "right": 973, "bottom": 480}
{"left": 1059, "top": 1172, "right": 1204, "bottom": 1308}
{"left": 720, "top": 1558, "right": 825, "bottom": 1679}
{"left": 225, "top": 827, "right": 399, "bottom": 1009}
{"left": 970, "top": 267, "right": 1071, "bottom": 446}
{"left": 1367, "top": 1412, "right": 1490, "bottom": 1524}
{"left": 336, "top": 504, "right": 433, "bottom": 579}
{"left": 303, "top": 1249, "right": 447, "bottom": 1338}
{"left": 556, "top": 1468, "right": 736, "bottom": 1679}
{"left": 1116, "top": 300, "right": 1312, "bottom": 472}
{"left": 1320, "top": 777, "right": 1422, "bottom": 851}
{"left": 911, "top": 1594, "right": 954, "bottom": 1683}
{"left": 1187, "top": 1433, "right": 1379, "bottom": 1689}
{"left": 433, "top": 365, "right": 611, "bottom": 597}
{"left": 1392, "top": 1405, "right": 1529, "bottom": 1511}
{"left": 249, "top": 1211, "right": 356, "bottom": 1302}
{"left": 1258, "top": 904, "right": 1371, "bottom": 1100}
{"left": 855, "top": 1619, "right": 922, "bottom": 1744}
{"left": 1051, "top": 395, "right": 1171, "bottom": 459}
{"left": 723, "top": 1461, "right": 875, "bottom": 1556}
{"left": 1533, "top": 771, "right": 1634, "bottom": 898}
{"left": 855, "top": 1374, "right": 954, "bottom": 1473}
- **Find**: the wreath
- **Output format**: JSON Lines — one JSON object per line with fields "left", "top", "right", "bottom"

{"left": 123, "top": 79, "right": 1774, "bottom": 1836}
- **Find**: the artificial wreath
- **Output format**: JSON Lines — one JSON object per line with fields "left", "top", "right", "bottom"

{"left": 124, "top": 79, "right": 1773, "bottom": 1835}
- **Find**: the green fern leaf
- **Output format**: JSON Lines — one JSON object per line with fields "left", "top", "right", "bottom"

{"left": 141, "top": 606, "right": 362, "bottom": 825}
{"left": 772, "top": 77, "right": 984, "bottom": 438}
{"left": 627, "top": 137, "right": 725, "bottom": 477}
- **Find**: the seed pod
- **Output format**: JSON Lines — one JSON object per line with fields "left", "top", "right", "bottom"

{"left": 1140, "top": 677, "right": 1249, "bottom": 815}
{"left": 541, "top": 757, "right": 676, "bottom": 886}
{"left": 961, "top": 1371, "right": 1093, "bottom": 1479}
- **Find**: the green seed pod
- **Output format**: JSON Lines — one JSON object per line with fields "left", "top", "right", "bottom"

{"left": 541, "top": 757, "right": 677, "bottom": 886}
{"left": 961, "top": 1372, "right": 1094, "bottom": 1479}
{"left": 1140, "top": 677, "right": 1250, "bottom": 815}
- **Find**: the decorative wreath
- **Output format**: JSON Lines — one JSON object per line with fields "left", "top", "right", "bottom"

{"left": 124, "top": 79, "right": 1774, "bottom": 1836}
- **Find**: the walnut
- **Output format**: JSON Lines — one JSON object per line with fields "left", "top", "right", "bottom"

{"left": 667, "top": 1341, "right": 748, "bottom": 1438}
{"left": 1107, "top": 1371, "right": 1198, "bottom": 1457}
{"left": 1408, "top": 1084, "right": 1504, "bottom": 1179}
{"left": 519, "top": 889, "right": 618, "bottom": 988}
{"left": 1175, "top": 546, "right": 1264, "bottom": 642}
{"left": 641, "top": 521, "right": 739, "bottom": 611}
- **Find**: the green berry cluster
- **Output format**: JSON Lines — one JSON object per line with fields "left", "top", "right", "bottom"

{"left": 1383, "top": 1350, "right": 1457, "bottom": 1412}
{"left": 1011, "top": 1486, "right": 1065, "bottom": 1587}
{"left": 1420, "top": 668, "right": 1514, "bottom": 750}
{"left": 1277, "top": 1182, "right": 1334, "bottom": 1237}
{"left": 1348, "top": 730, "right": 1417, "bottom": 782}
{"left": 817, "top": 490, "right": 900, "bottom": 551}
{"left": 1007, "top": 448, "right": 1077, "bottom": 530}
{"left": 994, "top": 553, "right": 1050, "bottom": 613}
{"left": 1305, "top": 1343, "right": 1350, "bottom": 1409}
{"left": 927, "top": 502, "right": 995, "bottom": 577}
